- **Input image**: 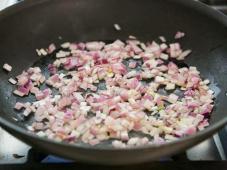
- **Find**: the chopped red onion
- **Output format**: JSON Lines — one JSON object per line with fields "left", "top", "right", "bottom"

{"left": 10, "top": 35, "right": 214, "bottom": 148}
{"left": 14, "top": 102, "right": 25, "bottom": 110}
{"left": 175, "top": 31, "right": 185, "bottom": 39}
{"left": 47, "top": 43, "right": 56, "bottom": 54}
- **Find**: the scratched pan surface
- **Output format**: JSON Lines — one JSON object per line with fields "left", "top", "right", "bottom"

{"left": 0, "top": 0, "right": 227, "bottom": 164}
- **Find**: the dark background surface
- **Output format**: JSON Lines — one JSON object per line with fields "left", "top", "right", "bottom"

{"left": 1, "top": 162, "right": 227, "bottom": 170}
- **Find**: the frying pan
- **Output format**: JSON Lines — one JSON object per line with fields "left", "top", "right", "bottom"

{"left": 0, "top": 0, "right": 227, "bottom": 165}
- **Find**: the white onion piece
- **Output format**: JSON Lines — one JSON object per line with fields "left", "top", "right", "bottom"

{"left": 56, "top": 50, "right": 70, "bottom": 58}
{"left": 8, "top": 78, "right": 17, "bottom": 85}
{"left": 61, "top": 42, "right": 70, "bottom": 49}
{"left": 3, "top": 63, "right": 12, "bottom": 72}
{"left": 114, "top": 24, "right": 121, "bottom": 31}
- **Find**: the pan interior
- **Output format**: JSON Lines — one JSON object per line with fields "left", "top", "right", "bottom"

{"left": 1, "top": 37, "right": 226, "bottom": 148}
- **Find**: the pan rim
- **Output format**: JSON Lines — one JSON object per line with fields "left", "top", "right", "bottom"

{"left": 0, "top": 0, "right": 227, "bottom": 152}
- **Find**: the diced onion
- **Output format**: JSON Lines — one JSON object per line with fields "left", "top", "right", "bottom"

{"left": 10, "top": 35, "right": 213, "bottom": 148}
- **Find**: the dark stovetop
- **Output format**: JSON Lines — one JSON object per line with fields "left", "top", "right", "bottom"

{"left": 1, "top": 0, "right": 227, "bottom": 169}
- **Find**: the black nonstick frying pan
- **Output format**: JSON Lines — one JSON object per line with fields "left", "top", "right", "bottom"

{"left": 0, "top": 0, "right": 227, "bottom": 165}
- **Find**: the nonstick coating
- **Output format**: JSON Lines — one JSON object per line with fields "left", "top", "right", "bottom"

{"left": 0, "top": 0, "right": 227, "bottom": 164}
